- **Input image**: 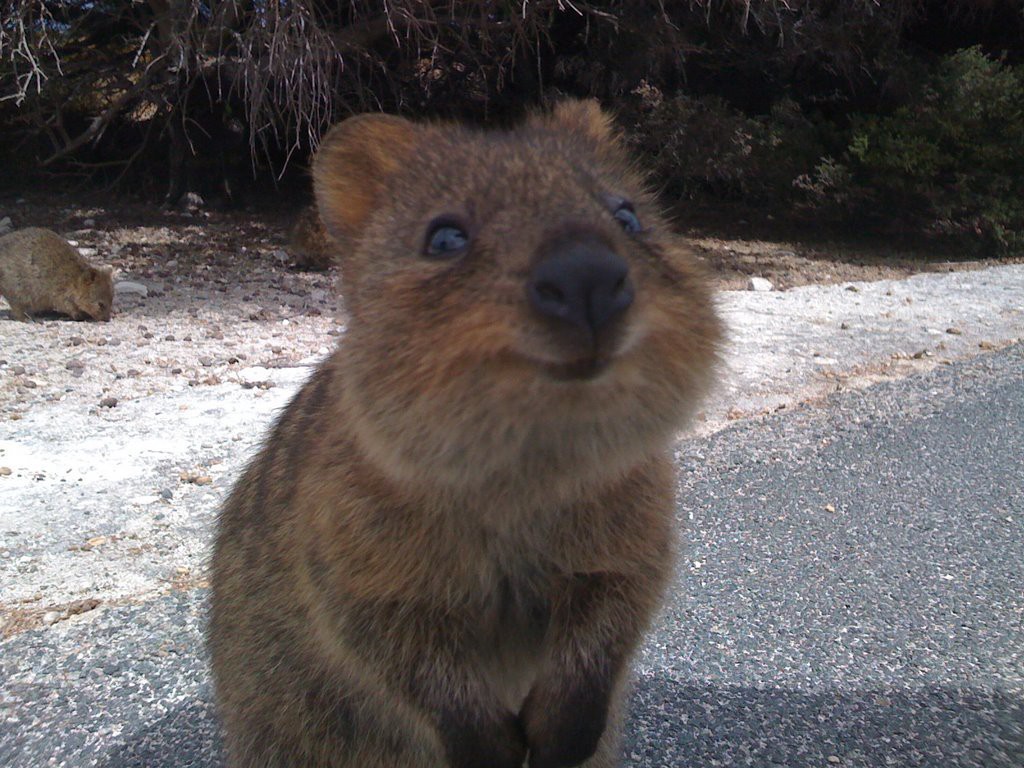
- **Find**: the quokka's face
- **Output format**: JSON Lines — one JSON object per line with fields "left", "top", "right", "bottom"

{"left": 79, "top": 268, "right": 114, "bottom": 321}
{"left": 314, "top": 102, "right": 720, "bottom": 485}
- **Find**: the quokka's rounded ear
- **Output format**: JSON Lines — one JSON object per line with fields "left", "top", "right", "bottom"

{"left": 531, "top": 99, "right": 620, "bottom": 149}
{"left": 313, "top": 114, "right": 420, "bottom": 242}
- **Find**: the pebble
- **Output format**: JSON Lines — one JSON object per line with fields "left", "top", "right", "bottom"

{"left": 181, "top": 192, "right": 205, "bottom": 211}
{"left": 82, "top": 218, "right": 96, "bottom": 227}
{"left": 42, "top": 611, "right": 62, "bottom": 626}
{"left": 65, "top": 359, "right": 86, "bottom": 371}
{"left": 0, "top": 467, "right": 11, "bottom": 476}
{"left": 99, "top": 397, "right": 118, "bottom": 408}
{"left": 77, "top": 247, "right": 98, "bottom": 258}
{"left": 115, "top": 281, "right": 149, "bottom": 297}
{"left": 748, "top": 276, "right": 774, "bottom": 292}
{"left": 0, "top": 216, "right": 12, "bottom": 235}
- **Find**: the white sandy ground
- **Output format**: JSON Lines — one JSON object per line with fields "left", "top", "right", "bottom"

{"left": 0, "top": 265, "right": 1022, "bottom": 629}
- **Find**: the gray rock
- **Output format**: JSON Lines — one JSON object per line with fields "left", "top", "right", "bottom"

{"left": 180, "top": 192, "right": 205, "bottom": 211}
{"left": 748, "top": 276, "right": 775, "bottom": 292}
{"left": 115, "top": 281, "right": 149, "bottom": 297}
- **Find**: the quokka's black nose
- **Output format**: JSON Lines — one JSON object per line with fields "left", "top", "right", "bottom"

{"left": 527, "top": 240, "right": 633, "bottom": 336}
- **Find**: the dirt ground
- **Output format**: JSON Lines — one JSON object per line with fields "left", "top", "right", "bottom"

{"left": 3, "top": 192, "right": 1018, "bottom": 300}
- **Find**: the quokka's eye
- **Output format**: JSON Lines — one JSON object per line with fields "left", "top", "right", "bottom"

{"left": 613, "top": 202, "right": 642, "bottom": 234}
{"left": 424, "top": 217, "right": 470, "bottom": 258}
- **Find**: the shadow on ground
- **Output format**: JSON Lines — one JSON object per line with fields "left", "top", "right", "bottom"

{"left": 99, "top": 675, "right": 1023, "bottom": 768}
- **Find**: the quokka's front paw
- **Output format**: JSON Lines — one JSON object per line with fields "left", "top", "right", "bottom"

{"left": 521, "top": 676, "right": 610, "bottom": 768}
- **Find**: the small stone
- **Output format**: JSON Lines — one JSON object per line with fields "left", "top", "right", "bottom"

{"left": 0, "top": 216, "right": 12, "bottom": 235}
{"left": 180, "top": 471, "right": 213, "bottom": 485}
{"left": 946, "top": 327, "right": 963, "bottom": 335}
{"left": 181, "top": 192, "right": 205, "bottom": 211}
{"left": 0, "top": 467, "right": 11, "bottom": 476}
{"left": 840, "top": 322, "right": 849, "bottom": 330}
{"left": 199, "top": 356, "right": 215, "bottom": 367}
{"left": 21, "top": 380, "right": 37, "bottom": 389}
{"left": 828, "top": 757, "right": 841, "bottom": 765}
{"left": 82, "top": 218, "right": 96, "bottom": 227}
{"left": 845, "top": 284, "right": 860, "bottom": 292}
{"left": 748, "top": 276, "right": 774, "bottom": 292}
{"left": 824, "top": 504, "right": 836, "bottom": 513}
{"left": 979, "top": 340, "right": 997, "bottom": 350}
{"left": 165, "top": 259, "right": 179, "bottom": 269}
{"left": 164, "top": 335, "right": 176, "bottom": 342}
{"left": 77, "top": 247, "right": 97, "bottom": 258}
{"left": 65, "top": 359, "right": 86, "bottom": 371}
{"left": 69, "top": 336, "right": 85, "bottom": 346}
{"left": 11, "top": 365, "right": 25, "bottom": 375}
{"left": 271, "top": 249, "right": 290, "bottom": 264}
{"left": 159, "top": 488, "right": 173, "bottom": 500}
{"left": 99, "top": 396, "right": 118, "bottom": 408}
{"left": 170, "top": 367, "right": 182, "bottom": 375}
{"left": 115, "top": 281, "right": 149, "bottom": 297}
{"left": 42, "top": 611, "right": 62, "bottom": 625}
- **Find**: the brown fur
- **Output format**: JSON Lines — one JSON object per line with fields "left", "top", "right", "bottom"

{"left": 209, "top": 100, "right": 722, "bottom": 768}
{"left": 0, "top": 228, "right": 113, "bottom": 321}
{"left": 287, "top": 206, "right": 335, "bottom": 271}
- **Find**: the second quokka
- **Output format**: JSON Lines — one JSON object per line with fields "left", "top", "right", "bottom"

{"left": 209, "top": 100, "right": 721, "bottom": 768}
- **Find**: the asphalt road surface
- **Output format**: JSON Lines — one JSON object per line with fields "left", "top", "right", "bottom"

{"left": 2, "top": 344, "right": 1022, "bottom": 768}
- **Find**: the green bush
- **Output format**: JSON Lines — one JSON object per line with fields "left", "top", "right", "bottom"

{"left": 624, "top": 84, "right": 826, "bottom": 203}
{"left": 807, "top": 47, "right": 1024, "bottom": 254}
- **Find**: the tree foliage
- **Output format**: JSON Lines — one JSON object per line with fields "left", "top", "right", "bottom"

{"left": 1, "top": 2, "right": 1023, "bottom": 250}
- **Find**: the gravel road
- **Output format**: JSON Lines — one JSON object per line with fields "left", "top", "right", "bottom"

{"left": 2, "top": 343, "right": 1021, "bottom": 768}
{"left": 1, "top": 264, "right": 1022, "bottom": 766}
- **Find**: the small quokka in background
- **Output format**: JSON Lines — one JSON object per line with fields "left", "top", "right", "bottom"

{"left": 209, "top": 100, "right": 721, "bottom": 768}
{"left": 287, "top": 205, "right": 334, "bottom": 271}
{"left": 0, "top": 227, "right": 113, "bottom": 321}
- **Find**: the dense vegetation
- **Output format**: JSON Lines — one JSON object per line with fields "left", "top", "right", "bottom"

{"left": 1, "top": 1, "right": 1022, "bottom": 253}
